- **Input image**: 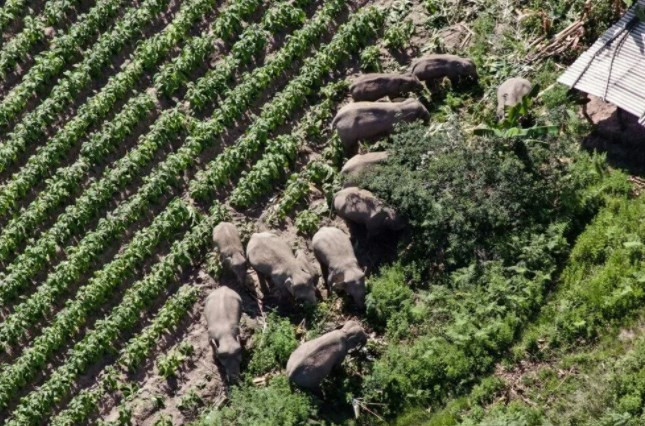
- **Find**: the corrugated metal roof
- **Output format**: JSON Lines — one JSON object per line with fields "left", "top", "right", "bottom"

{"left": 558, "top": 1, "right": 645, "bottom": 126}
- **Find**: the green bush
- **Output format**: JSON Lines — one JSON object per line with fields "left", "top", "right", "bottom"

{"left": 247, "top": 313, "right": 298, "bottom": 376}
{"left": 198, "top": 376, "right": 314, "bottom": 426}
{"left": 357, "top": 122, "right": 605, "bottom": 273}
{"left": 366, "top": 263, "right": 420, "bottom": 338}
{"left": 357, "top": 120, "right": 624, "bottom": 416}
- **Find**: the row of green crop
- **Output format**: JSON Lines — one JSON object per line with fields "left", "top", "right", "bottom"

{"left": 0, "top": 0, "right": 220, "bottom": 222}
{"left": 0, "top": 0, "right": 83, "bottom": 79}
{"left": 0, "top": 199, "right": 192, "bottom": 408}
{"left": 0, "top": 0, "right": 269, "bottom": 264}
{"left": 0, "top": 6, "right": 383, "bottom": 422}
{"left": 228, "top": 81, "right": 345, "bottom": 208}
{"left": 0, "top": 0, "right": 132, "bottom": 131}
{"left": 153, "top": 0, "right": 265, "bottom": 97}
{"left": 0, "top": 93, "right": 155, "bottom": 262}
{"left": 51, "top": 284, "right": 199, "bottom": 425}
{"left": 0, "top": 0, "right": 29, "bottom": 35}
{"left": 4, "top": 205, "right": 225, "bottom": 424}
{"left": 0, "top": 0, "right": 336, "bottom": 311}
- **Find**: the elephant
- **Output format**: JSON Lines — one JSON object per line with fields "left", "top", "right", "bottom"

{"left": 331, "top": 99, "right": 429, "bottom": 152}
{"left": 212, "top": 222, "right": 247, "bottom": 285}
{"left": 350, "top": 73, "right": 423, "bottom": 101}
{"left": 246, "top": 232, "right": 317, "bottom": 305}
{"left": 205, "top": 286, "right": 243, "bottom": 382}
{"left": 313, "top": 226, "right": 365, "bottom": 308}
{"left": 287, "top": 321, "right": 367, "bottom": 389}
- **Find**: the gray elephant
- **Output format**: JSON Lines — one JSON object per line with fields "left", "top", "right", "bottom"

{"left": 341, "top": 151, "right": 389, "bottom": 187}
{"left": 410, "top": 54, "right": 478, "bottom": 85}
{"left": 212, "top": 222, "right": 247, "bottom": 285}
{"left": 246, "top": 232, "right": 317, "bottom": 305}
{"left": 205, "top": 286, "right": 243, "bottom": 382}
{"left": 497, "top": 77, "right": 533, "bottom": 119}
{"left": 333, "top": 187, "right": 405, "bottom": 236}
{"left": 350, "top": 73, "right": 423, "bottom": 102}
{"left": 331, "top": 99, "right": 429, "bottom": 152}
{"left": 286, "top": 321, "right": 367, "bottom": 389}
{"left": 313, "top": 227, "right": 365, "bottom": 308}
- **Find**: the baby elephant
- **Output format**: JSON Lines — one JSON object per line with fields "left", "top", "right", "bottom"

{"left": 341, "top": 151, "right": 389, "bottom": 187}
{"left": 333, "top": 187, "right": 405, "bottom": 236}
{"left": 411, "top": 54, "right": 478, "bottom": 85}
{"left": 350, "top": 73, "right": 423, "bottom": 102}
{"left": 287, "top": 321, "right": 367, "bottom": 389}
{"left": 497, "top": 77, "right": 533, "bottom": 119}
{"left": 212, "top": 222, "right": 246, "bottom": 285}
{"left": 205, "top": 286, "right": 243, "bottom": 382}
{"left": 246, "top": 232, "right": 317, "bottom": 305}
{"left": 313, "top": 227, "right": 366, "bottom": 308}
{"left": 332, "top": 99, "right": 429, "bottom": 152}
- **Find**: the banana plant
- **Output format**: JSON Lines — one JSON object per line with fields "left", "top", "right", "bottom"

{"left": 473, "top": 84, "right": 559, "bottom": 139}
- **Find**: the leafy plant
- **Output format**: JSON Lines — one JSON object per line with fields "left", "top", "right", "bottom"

{"left": 247, "top": 313, "right": 298, "bottom": 376}
{"left": 197, "top": 376, "right": 314, "bottom": 426}
{"left": 295, "top": 209, "right": 322, "bottom": 236}
{"left": 473, "top": 84, "right": 559, "bottom": 139}
{"left": 360, "top": 45, "right": 381, "bottom": 71}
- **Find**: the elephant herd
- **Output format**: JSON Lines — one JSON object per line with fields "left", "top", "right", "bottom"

{"left": 206, "top": 218, "right": 374, "bottom": 387}
{"left": 203, "top": 54, "right": 534, "bottom": 390}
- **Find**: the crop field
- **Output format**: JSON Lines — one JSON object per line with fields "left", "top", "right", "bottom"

{"left": 0, "top": 0, "right": 643, "bottom": 424}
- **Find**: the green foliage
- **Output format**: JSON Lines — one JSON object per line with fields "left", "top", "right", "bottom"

{"left": 366, "top": 263, "right": 421, "bottom": 338}
{"left": 363, "top": 225, "right": 567, "bottom": 415}
{"left": 519, "top": 195, "right": 645, "bottom": 349}
{"left": 474, "top": 84, "right": 559, "bottom": 139}
{"left": 198, "top": 376, "right": 314, "bottom": 426}
{"left": 384, "top": 19, "right": 414, "bottom": 50}
{"left": 294, "top": 209, "right": 322, "bottom": 237}
{"left": 360, "top": 45, "right": 381, "bottom": 72}
{"left": 247, "top": 313, "right": 298, "bottom": 376}
{"left": 157, "top": 348, "right": 188, "bottom": 380}
{"left": 357, "top": 122, "right": 606, "bottom": 273}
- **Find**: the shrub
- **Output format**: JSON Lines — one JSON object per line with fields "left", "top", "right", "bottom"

{"left": 366, "top": 263, "right": 420, "bottom": 338}
{"left": 247, "top": 313, "right": 298, "bottom": 376}
{"left": 198, "top": 376, "right": 314, "bottom": 426}
{"left": 357, "top": 122, "right": 606, "bottom": 274}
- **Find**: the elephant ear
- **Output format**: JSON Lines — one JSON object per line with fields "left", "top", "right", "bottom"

{"left": 284, "top": 276, "right": 294, "bottom": 290}
{"left": 330, "top": 272, "right": 346, "bottom": 291}
{"left": 296, "top": 250, "right": 319, "bottom": 277}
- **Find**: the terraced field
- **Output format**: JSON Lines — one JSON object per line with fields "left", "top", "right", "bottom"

{"left": 0, "top": 0, "right": 642, "bottom": 424}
